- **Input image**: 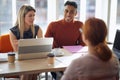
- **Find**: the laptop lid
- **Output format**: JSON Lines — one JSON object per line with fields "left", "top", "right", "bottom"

{"left": 112, "top": 29, "right": 120, "bottom": 59}
{"left": 17, "top": 38, "right": 53, "bottom": 60}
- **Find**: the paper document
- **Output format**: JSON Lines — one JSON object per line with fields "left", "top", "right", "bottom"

{"left": 56, "top": 53, "right": 85, "bottom": 66}
{"left": 0, "top": 53, "right": 8, "bottom": 62}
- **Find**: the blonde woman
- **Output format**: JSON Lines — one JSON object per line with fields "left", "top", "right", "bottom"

{"left": 10, "top": 4, "right": 42, "bottom": 52}
{"left": 9, "top": 4, "right": 43, "bottom": 80}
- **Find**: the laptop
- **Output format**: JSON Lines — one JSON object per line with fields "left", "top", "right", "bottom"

{"left": 16, "top": 38, "right": 53, "bottom": 60}
{"left": 112, "top": 29, "right": 120, "bottom": 60}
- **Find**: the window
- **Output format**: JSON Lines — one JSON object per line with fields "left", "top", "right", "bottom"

{"left": 116, "top": 0, "right": 120, "bottom": 24}
{"left": 2, "top": 0, "right": 118, "bottom": 47}
{"left": 0, "top": 0, "right": 12, "bottom": 34}
{"left": 16, "top": 0, "right": 30, "bottom": 13}
{"left": 56, "top": 0, "right": 64, "bottom": 20}
{"left": 109, "top": 0, "right": 120, "bottom": 42}
{"left": 86, "top": 0, "right": 95, "bottom": 19}
{"left": 35, "top": 0, "right": 47, "bottom": 34}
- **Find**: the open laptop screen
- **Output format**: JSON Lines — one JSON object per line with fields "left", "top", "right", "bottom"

{"left": 17, "top": 38, "right": 53, "bottom": 60}
{"left": 113, "top": 29, "right": 120, "bottom": 50}
{"left": 112, "top": 29, "right": 120, "bottom": 59}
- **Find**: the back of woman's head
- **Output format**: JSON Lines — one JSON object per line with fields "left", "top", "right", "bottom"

{"left": 83, "top": 18, "right": 112, "bottom": 61}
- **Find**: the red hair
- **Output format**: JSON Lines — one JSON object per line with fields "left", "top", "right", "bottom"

{"left": 83, "top": 18, "right": 112, "bottom": 61}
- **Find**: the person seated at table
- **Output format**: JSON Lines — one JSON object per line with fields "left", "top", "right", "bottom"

{"left": 61, "top": 18, "right": 119, "bottom": 80}
{"left": 9, "top": 4, "right": 43, "bottom": 80}
{"left": 45, "top": 1, "right": 85, "bottom": 80}
{"left": 45, "top": 1, "right": 85, "bottom": 48}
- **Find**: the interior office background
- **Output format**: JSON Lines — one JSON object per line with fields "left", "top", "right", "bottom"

{"left": 0, "top": 0, "right": 120, "bottom": 43}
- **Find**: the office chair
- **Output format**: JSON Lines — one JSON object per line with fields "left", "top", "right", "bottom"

{"left": 0, "top": 34, "right": 13, "bottom": 52}
{"left": 0, "top": 34, "right": 20, "bottom": 80}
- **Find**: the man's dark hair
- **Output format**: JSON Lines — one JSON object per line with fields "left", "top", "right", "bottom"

{"left": 64, "top": 1, "right": 77, "bottom": 8}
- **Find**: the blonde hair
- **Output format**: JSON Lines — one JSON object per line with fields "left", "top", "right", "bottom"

{"left": 15, "top": 4, "right": 36, "bottom": 38}
{"left": 83, "top": 18, "right": 112, "bottom": 61}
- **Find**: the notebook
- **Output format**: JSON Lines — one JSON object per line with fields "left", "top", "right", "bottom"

{"left": 17, "top": 38, "right": 53, "bottom": 60}
{"left": 112, "top": 29, "right": 120, "bottom": 60}
{"left": 63, "top": 45, "right": 83, "bottom": 53}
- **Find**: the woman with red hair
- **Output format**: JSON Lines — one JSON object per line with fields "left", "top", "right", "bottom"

{"left": 61, "top": 18, "right": 119, "bottom": 80}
